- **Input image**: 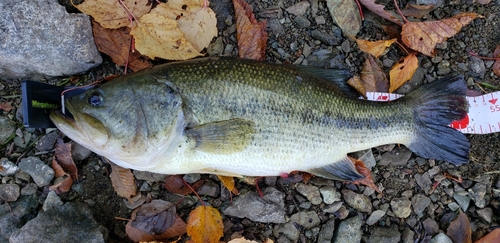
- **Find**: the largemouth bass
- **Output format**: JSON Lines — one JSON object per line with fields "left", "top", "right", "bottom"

{"left": 50, "top": 57, "right": 469, "bottom": 181}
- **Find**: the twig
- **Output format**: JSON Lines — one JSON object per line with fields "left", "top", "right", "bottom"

{"left": 395, "top": 41, "right": 410, "bottom": 55}
{"left": 475, "top": 82, "right": 487, "bottom": 93}
{"left": 485, "top": 171, "right": 500, "bottom": 175}
{"left": 115, "top": 216, "right": 131, "bottom": 221}
{"left": 469, "top": 51, "right": 500, "bottom": 61}
{"left": 393, "top": 0, "right": 409, "bottom": 23}
{"left": 354, "top": 0, "right": 365, "bottom": 21}
{"left": 182, "top": 179, "right": 204, "bottom": 206}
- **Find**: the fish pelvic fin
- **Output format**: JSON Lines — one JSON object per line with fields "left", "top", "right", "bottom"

{"left": 403, "top": 76, "right": 470, "bottom": 165}
{"left": 308, "top": 156, "right": 365, "bottom": 181}
{"left": 185, "top": 118, "right": 256, "bottom": 154}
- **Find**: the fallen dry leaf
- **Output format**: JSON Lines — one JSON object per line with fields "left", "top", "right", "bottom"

{"left": 389, "top": 52, "right": 419, "bottom": 92}
{"left": 475, "top": 228, "right": 500, "bottom": 243}
{"left": 347, "top": 76, "right": 366, "bottom": 97}
{"left": 126, "top": 200, "right": 187, "bottom": 242}
{"left": 92, "top": 20, "right": 152, "bottom": 72}
{"left": 348, "top": 55, "right": 388, "bottom": 97}
{"left": 356, "top": 38, "right": 397, "bottom": 58}
{"left": 73, "top": 0, "right": 151, "bottom": 29}
{"left": 217, "top": 175, "right": 239, "bottom": 195}
{"left": 49, "top": 158, "right": 73, "bottom": 194}
{"left": 163, "top": 175, "right": 204, "bottom": 195}
{"left": 109, "top": 160, "right": 137, "bottom": 202}
{"left": 187, "top": 205, "right": 223, "bottom": 243}
{"left": 233, "top": 0, "right": 268, "bottom": 61}
{"left": 0, "top": 101, "right": 13, "bottom": 112}
{"left": 349, "top": 157, "right": 382, "bottom": 193}
{"left": 493, "top": 45, "right": 500, "bottom": 77}
{"left": 477, "top": 0, "right": 492, "bottom": 4}
{"left": 54, "top": 139, "right": 78, "bottom": 180}
{"left": 401, "top": 12, "right": 482, "bottom": 57}
{"left": 131, "top": 3, "right": 202, "bottom": 60}
{"left": 326, "top": 0, "right": 361, "bottom": 36}
{"left": 228, "top": 237, "right": 260, "bottom": 243}
{"left": 358, "top": 0, "right": 405, "bottom": 25}
{"left": 447, "top": 210, "right": 472, "bottom": 243}
{"left": 401, "top": 4, "right": 436, "bottom": 18}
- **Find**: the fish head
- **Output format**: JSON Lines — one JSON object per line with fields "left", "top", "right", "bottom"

{"left": 50, "top": 75, "right": 185, "bottom": 169}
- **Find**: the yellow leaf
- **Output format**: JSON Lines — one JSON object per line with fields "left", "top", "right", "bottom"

{"left": 131, "top": 4, "right": 202, "bottom": 60}
{"left": 73, "top": 0, "right": 151, "bottom": 29}
{"left": 217, "top": 175, "right": 239, "bottom": 195}
{"left": 356, "top": 38, "right": 397, "bottom": 58}
{"left": 389, "top": 53, "right": 419, "bottom": 92}
{"left": 187, "top": 205, "right": 223, "bottom": 243}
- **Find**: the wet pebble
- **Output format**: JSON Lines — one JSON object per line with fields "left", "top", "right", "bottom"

{"left": 0, "top": 184, "right": 20, "bottom": 201}
{"left": 0, "top": 158, "right": 19, "bottom": 176}
{"left": 366, "top": 210, "right": 386, "bottom": 226}
{"left": 320, "top": 186, "right": 340, "bottom": 204}
{"left": 430, "top": 233, "right": 452, "bottom": 243}
{"left": 342, "top": 189, "right": 372, "bottom": 213}
{"left": 296, "top": 183, "right": 322, "bottom": 205}
{"left": 18, "top": 157, "right": 55, "bottom": 187}
{"left": 411, "top": 194, "right": 431, "bottom": 218}
{"left": 390, "top": 197, "right": 412, "bottom": 218}
{"left": 368, "top": 225, "right": 401, "bottom": 243}
{"left": 468, "top": 183, "right": 487, "bottom": 208}
{"left": 476, "top": 207, "right": 493, "bottom": 223}
{"left": 333, "top": 216, "right": 362, "bottom": 243}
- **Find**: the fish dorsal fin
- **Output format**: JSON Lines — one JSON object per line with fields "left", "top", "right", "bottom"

{"left": 308, "top": 156, "right": 365, "bottom": 181}
{"left": 185, "top": 118, "right": 255, "bottom": 154}
{"left": 294, "top": 66, "right": 358, "bottom": 98}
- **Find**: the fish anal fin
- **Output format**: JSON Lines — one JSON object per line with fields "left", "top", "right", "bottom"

{"left": 308, "top": 156, "right": 365, "bottom": 181}
{"left": 185, "top": 118, "right": 255, "bottom": 154}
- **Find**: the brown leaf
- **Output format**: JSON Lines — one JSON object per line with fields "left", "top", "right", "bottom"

{"left": 54, "top": 139, "right": 78, "bottom": 180}
{"left": 358, "top": 0, "right": 405, "bottom": 25}
{"left": 228, "top": 238, "right": 260, "bottom": 243}
{"left": 0, "top": 101, "right": 13, "bottom": 112}
{"left": 401, "top": 13, "right": 482, "bottom": 57}
{"left": 475, "top": 228, "right": 500, "bottom": 243}
{"left": 217, "top": 175, "right": 239, "bottom": 195}
{"left": 447, "top": 210, "right": 472, "bottom": 243}
{"left": 347, "top": 75, "right": 366, "bottom": 97}
{"left": 356, "top": 38, "right": 397, "bottom": 58}
{"left": 233, "top": 0, "right": 268, "bottom": 61}
{"left": 349, "top": 157, "right": 382, "bottom": 193}
{"left": 109, "top": 160, "right": 137, "bottom": 201}
{"left": 493, "top": 45, "right": 500, "bottom": 77}
{"left": 74, "top": 0, "right": 152, "bottom": 29}
{"left": 347, "top": 55, "right": 388, "bottom": 97}
{"left": 401, "top": 4, "right": 436, "bottom": 18}
{"left": 126, "top": 200, "right": 187, "bottom": 242}
{"left": 50, "top": 159, "right": 74, "bottom": 194}
{"left": 92, "top": 20, "right": 152, "bottom": 72}
{"left": 326, "top": 0, "right": 361, "bottom": 36}
{"left": 389, "top": 52, "right": 419, "bottom": 92}
{"left": 163, "top": 175, "right": 204, "bottom": 195}
{"left": 187, "top": 205, "right": 223, "bottom": 243}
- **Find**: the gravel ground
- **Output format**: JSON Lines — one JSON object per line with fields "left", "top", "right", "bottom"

{"left": 0, "top": 0, "right": 499, "bottom": 242}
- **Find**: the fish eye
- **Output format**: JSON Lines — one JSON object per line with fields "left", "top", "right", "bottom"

{"left": 88, "top": 93, "right": 103, "bottom": 106}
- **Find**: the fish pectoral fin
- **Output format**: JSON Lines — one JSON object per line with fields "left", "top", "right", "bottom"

{"left": 185, "top": 118, "right": 255, "bottom": 154}
{"left": 307, "top": 156, "right": 365, "bottom": 181}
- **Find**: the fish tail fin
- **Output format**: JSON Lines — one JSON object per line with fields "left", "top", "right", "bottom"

{"left": 403, "top": 76, "right": 470, "bottom": 165}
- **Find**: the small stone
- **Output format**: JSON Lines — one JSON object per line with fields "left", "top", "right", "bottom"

{"left": 133, "top": 171, "right": 167, "bottom": 182}
{"left": 411, "top": 194, "right": 430, "bottom": 218}
{"left": 315, "top": 16, "right": 326, "bottom": 25}
{"left": 293, "top": 15, "right": 311, "bottom": 28}
{"left": 274, "top": 222, "right": 300, "bottom": 241}
{"left": 378, "top": 147, "right": 412, "bottom": 166}
{"left": 296, "top": 183, "right": 322, "bottom": 205}
{"left": 285, "top": 1, "right": 310, "bottom": 16}
{"left": 476, "top": 207, "right": 493, "bottom": 223}
{"left": 369, "top": 225, "right": 401, "bottom": 243}
{"left": 0, "top": 195, "right": 38, "bottom": 241}
{"left": 0, "top": 116, "right": 15, "bottom": 144}
{"left": 402, "top": 227, "right": 415, "bottom": 243}
{"left": 71, "top": 142, "right": 92, "bottom": 161}
{"left": 335, "top": 206, "right": 350, "bottom": 220}
{"left": 391, "top": 197, "right": 412, "bottom": 218}
{"left": 207, "top": 37, "right": 224, "bottom": 56}
{"left": 468, "top": 183, "right": 487, "bottom": 208}
{"left": 0, "top": 184, "right": 20, "bottom": 201}
{"left": 453, "top": 194, "right": 470, "bottom": 211}
{"left": 139, "top": 182, "right": 151, "bottom": 192}
{"left": 289, "top": 211, "right": 321, "bottom": 229}
{"left": 224, "top": 187, "right": 286, "bottom": 223}
{"left": 264, "top": 176, "right": 277, "bottom": 186}
{"left": 303, "top": 44, "right": 312, "bottom": 58}
{"left": 43, "top": 190, "right": 63, "bottom": 211}
{"left": 436, "top": 60, "right": 451, "bottom": 75}
{"left": 35, "top": 131, "right": 59, "bottom": 152}
{"left": 342, "top": 189, "right": 372, "bottom": 213}
{"left": 323, "top": 201, "right": 343, "bottom": 213}
{"left": 18, "top": 157, "right": 55, "bottom": 187}
{"left": 333, "top": 216, "right": 362, "bottom": 243}
{"left": 401, "top": 190, "right": 413, "bottom": 198}
{"left": 469, "top": 56, "right": 486, "bottom": 77}
{"left": 317, "top": 218, "right": 335, "bottom": 243}
{"left": 311, "top": 30, "right": 341, "bottom": 46}
{"left": 320, "top": 186, "right": 340, "bottom": 204}
{"left": 448, "top": 202, "right": 460, "bottom": 211}
{"left": 183, "top": 174, "right": 201, "bottom": 184}
{"left": 0, "top": 158, "right": 18, "bottom": 176}
{"left": 415, "top": 173, "right": 433, "bottom": 193}
{"left": 341, "top": 39, "right": 350, "bottom": 53}
{"left": 382, "top": 58, "right": 395, "bottom": 68}
{"left": 196, "top": 180, "right": 220, "bottom": 197}
{"left": 15, "top": 170, "right": 31, "bottom": 182}
{"left": 422, "top": 218, "right": 439, "bottom": 235}
{"left": 366, "top": 210, "right": 386, "bottom": 225}
{"left": 123, "top": 194, "right": 147, "bottom": 210}
{"left": 430, "top": 233, "right": 452, "bottom": 243}
{"left": 20, "top": 183, "right": 38, "bottom": 196}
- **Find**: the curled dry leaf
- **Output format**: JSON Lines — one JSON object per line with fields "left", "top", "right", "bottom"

{"left": 109, "top": 161, "right": 137, "bottom": 202}
{"left": 163, "top": 174, "right": 205, "bottom": 195}
{"left": 358, "top": 0, "right": 405, "bottom": 25}
{"left": 73, "top": 0, "right": 151, "bottom": 29}
{"left": 446, "top": 210, "right": 472, "bottom": 243}
{"left": 126, "top": 200, "right": 187, "bottom": 242}
{"left": 217, "top": 175, "right": 239, "bottom": 195}
{"left": 347, "top": 76, "right": 366, "bottom": 97}
{"left": 493, "top": 45, "right": 500, "bottom": 77}
{"left": 187, "top": 205, "right": 223, "bottom": 243}
{"left": 401, "top": 4, "right": 436, "bottom": 18}
{"left": 389, "top": 52, "right": 419, "bottom": 92}
{"left": 49, "top": 159, "right": 73, "bottom": 194}
{"left": 347, "top": 55, "right": 388, "bottom": 97}
{"left": 475, "top": 228, "right": 500, "bottom": 243}
{"left": 92, "top": 20, "right": 152, "bottom": 72}
{"left": 326, "top": 0, "right": 361, "bottom": 36}
{"left": 356, "top": 38, "right": 397, "bottom": 58}
{"left": 54, "top": 139, "right": 78, "bottom": 180}
{"left": 233, "top": 0, "right": 268, "bottom": 61}
{"left": 349, "top": 156, "right": 382, "bottom": 193}
{"left": 401, "top": 12, "right": 482, "bottom": 57}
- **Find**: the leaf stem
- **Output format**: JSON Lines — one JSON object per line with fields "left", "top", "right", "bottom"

{"left": 182, "top": 179, "right": 205, "bottom": 206}
{"left": 354, "top": 0, "right": 365, "bottom": 21}
{"left": 395, "top": 41, "right": 410, "bottom": 55}
{"left": 469, "top": 51, "right": 500, "bottom": 61}
{"left": 393, "top": 0, "right": 409, "bottom": 24}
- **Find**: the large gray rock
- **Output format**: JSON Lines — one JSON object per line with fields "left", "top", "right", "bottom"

{"left": 334, "top": 216, "right": 362, "bottom": 243}
{"left": 18, "top": 156, "right": 55, "bottom": 187}
{"left": 0, "top": 116, "right": 15, "bottom": 144}
{"left": 0, "top": 0, "right": 102, "bottom": 80}
{"left": 0, "top": 196, "right": 38, "bottom": 243}
{"left": 223, "top": 187, "right": 286, "bottom": 223}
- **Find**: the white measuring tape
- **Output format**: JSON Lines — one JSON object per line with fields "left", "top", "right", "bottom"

{"left": 366, "top": 91, "right": 500, "bottom": 134}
